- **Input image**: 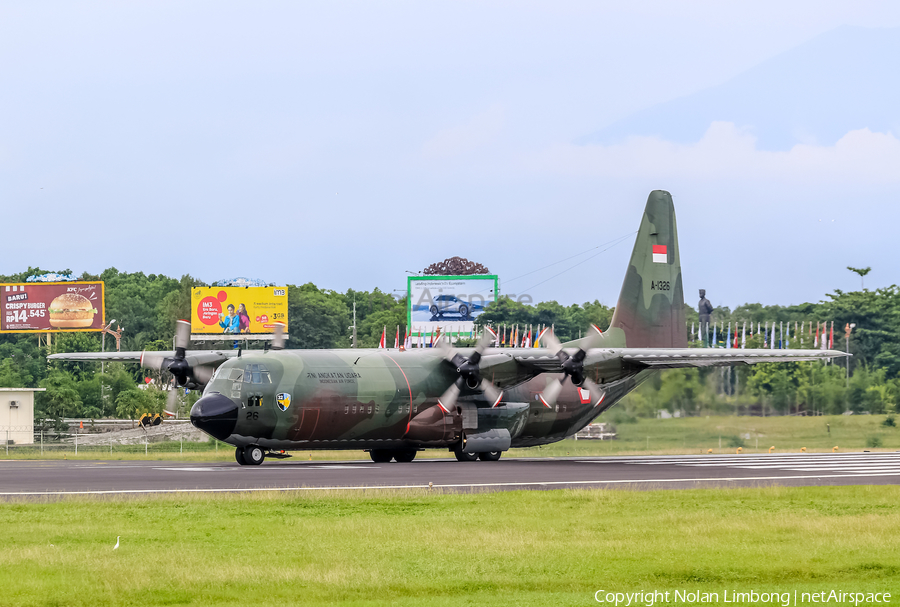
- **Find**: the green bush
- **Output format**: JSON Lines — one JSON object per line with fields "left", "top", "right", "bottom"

{"left": 725, "top": 435, "right": 745, "bottom": 448}
{"left": 883, "top": 415, "right": 896, "bottom": 428}
{"left": 866, "top": 436, "right": 883, "bottom": 448}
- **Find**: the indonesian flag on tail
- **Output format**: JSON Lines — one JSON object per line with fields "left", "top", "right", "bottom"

{"left": 379, "top": 326, "right": 386, "bottom": 349}
{"left": 652, "top": 244, "right": 667, "bottom": 263}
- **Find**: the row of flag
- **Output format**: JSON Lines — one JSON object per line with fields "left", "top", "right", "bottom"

{"left": 375, "top": 323, "right": 565, "bottom": 349}
{"left": 375, "top": 320, "right": 842, "bottom": 350}
{"left": 692, "top": 320, "right": 837, "bottom": 350}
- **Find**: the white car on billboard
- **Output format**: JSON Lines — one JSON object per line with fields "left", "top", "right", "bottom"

{"left": 428, "top": 294, "right": 485, "bottom": 319}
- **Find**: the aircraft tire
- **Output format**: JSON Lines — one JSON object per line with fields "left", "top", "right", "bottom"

{"left": 479, "top": 451, "right": 502, "bottom": 461}
{"left": 453, "top": 449, "right": 479, "bottom": 462}
{"left": 234, "top": 447, "right": 247, "bottom": 465}
{"left": 244, "top": 445, "right": 265, "bottom": 466}
{"left": 369, "top": 449, "right": 393, "bottom": 463}
{"left": 393, "top": 449, "right": 416, "bottom": 463}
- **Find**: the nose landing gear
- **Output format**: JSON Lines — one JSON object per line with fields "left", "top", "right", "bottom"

{"left": 235, "top": 445, "right": 291, "bottom": 465}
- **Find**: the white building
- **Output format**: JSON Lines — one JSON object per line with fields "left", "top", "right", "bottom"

{"left": 0, "top": 388, "right": 45, "bottom": 445}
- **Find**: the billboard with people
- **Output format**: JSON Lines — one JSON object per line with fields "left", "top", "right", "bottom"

{"left": 407, "top": 275, "right": 498, "bottom": 337}
{"left": 1, "top": 282, "right": 105, "bottom": 333}
{"left": 190, "top": 287, "right": 288, "bottom": 336}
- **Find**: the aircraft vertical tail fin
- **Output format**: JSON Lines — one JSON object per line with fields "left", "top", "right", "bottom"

{"left": 608, "top": 190, "right": 687, "bottom": 348}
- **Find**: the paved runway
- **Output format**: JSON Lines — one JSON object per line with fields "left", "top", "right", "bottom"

{"left": 2, "top": 452, "right": 900, "bottom": 497}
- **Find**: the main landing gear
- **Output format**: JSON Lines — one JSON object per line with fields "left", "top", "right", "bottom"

{"left": 453, "top": 448, "right": 502, "bottom": 462}
{"left": 368, "top": 449, "right": 417, "bottom": 463}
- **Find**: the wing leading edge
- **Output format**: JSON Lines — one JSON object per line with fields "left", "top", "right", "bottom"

{"left": 584, "top": 348, "right": 847, "bottom": 370}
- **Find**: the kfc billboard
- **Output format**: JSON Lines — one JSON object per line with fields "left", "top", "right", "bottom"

{"left": 1, "top": 282, "right": 105, "bottom": 333}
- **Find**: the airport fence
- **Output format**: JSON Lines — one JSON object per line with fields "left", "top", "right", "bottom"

{"left": 0, "top": 423, "right": 229, "bottom": 458}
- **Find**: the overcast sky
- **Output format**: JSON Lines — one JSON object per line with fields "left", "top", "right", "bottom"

{"left": 2, "top": 1, "right": 899, "bottom": 309}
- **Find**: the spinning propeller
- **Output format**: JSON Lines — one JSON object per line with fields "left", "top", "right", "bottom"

{"left": 538, "top": 325, "right": 604, "bottom": 407}
{"left": 141, "top": 320, "right": 215, "bottom": 390}
{"left": 436, "top": 328, "right": 503, "bottom": 411}
{"left": 270, "top": 322, "right": 286, "bottom": 350}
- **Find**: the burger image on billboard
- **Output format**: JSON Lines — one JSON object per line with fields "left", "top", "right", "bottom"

{"left": 48, "top": 293, "right": 98, "bottom": 328}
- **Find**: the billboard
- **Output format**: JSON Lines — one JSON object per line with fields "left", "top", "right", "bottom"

{"left": 407, "top": 275, "right": 498, "bottom": 337}
{"left": 191, "top": 286, "right": 288, "bottom": 336}
{"left": 1, "top": 282, "right": 105, "bottom": 333}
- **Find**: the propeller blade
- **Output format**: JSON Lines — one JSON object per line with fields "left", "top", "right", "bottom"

{"left": 436, "top": 336, "right": 455, "bottom": 362}
{"left": 541, "top": 328, "right": 563, "bottom": 356}
{"left": 272, "top": 322, "right": 286, "bottom": 350}
{"left": 539, "top": 378, "right": 563, "bottom": 408}
{"left": 579, "top": 324, "right": 603, "bottom": 351}
{"left": 438, "top": 382, "right": 461, "bottom": 412}
{"left": 140, "top": 351, "right": 166, "bottom": 371}
{"left": 174, "top": 319, "right": 190, "bottom": 351}
{"left": 163, "top": 388, "right": 178, "bottom": 417}
{"left": 475, "top": 327, "right": 496, "bottom": 353}
{"left": 582, "top": 377, "right": 605, "bottom": 406}
{"left": 478, "top": 379, "right": 504, "bottom": 408}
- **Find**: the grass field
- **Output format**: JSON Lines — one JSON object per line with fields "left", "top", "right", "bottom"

{"left": 1, "top": 486, "right": 898, "bottom": 606}
{"left": 4, "top": 414, "right": 898, "bottom": 461}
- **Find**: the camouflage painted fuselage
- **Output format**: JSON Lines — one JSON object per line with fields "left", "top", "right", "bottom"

{"left": 203, "top": 347, "right": 644, "bottom": 452}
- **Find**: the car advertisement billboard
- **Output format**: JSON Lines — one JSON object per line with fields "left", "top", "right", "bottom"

{"left": 1, "top": 282, "right": 105, "bottom": 333}
{"left": 191, "top": 286, "right": 288, "bottom": 336}
{"left": 407, "top": 275, "right": 498, "bottom": 337}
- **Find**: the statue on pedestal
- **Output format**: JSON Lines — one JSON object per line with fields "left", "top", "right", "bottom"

{"left": 698, "top": 289, "right": 713, "bottom": 347}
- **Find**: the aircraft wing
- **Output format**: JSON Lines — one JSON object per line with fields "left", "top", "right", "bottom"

{"left": 584, "top": 348, "right": 848, "bottom": 369}
{"left": 47, "top": 350, "right": 238, "bottom": 366}
{"left": 480, "top": 346, "right": 847, "bottom": 390}
{"left": 47, "top": 351, "right": 144, "bottom": 362}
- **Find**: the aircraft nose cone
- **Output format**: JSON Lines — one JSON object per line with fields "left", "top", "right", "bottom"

{"left": 190, "top": 393, "right": 238, "bottom": 441}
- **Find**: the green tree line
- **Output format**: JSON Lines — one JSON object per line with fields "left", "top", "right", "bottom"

{"left": 1, "top": 267, "right": 898, "bottom": 422}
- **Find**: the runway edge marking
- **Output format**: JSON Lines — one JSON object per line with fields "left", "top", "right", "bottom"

{"left": 3, "top": 471, "right": 900, "bottom": 496}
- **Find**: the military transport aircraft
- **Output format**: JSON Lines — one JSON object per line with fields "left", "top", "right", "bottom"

{"left": 50, "top": 191, "right": 845, "bottom": 465}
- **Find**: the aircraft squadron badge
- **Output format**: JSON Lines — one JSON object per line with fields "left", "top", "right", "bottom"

{"left": 276, "top": 393, "right": 292, "bottom": 412}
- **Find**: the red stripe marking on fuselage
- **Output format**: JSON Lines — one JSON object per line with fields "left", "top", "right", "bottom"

{"left": 383, "top": 352, "right": 414, "bottom": 428}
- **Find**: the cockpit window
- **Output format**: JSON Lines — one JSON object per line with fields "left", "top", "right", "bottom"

{"left": 227, "top": 368, "right": 244, "bottom": 382}
{"left": 242, "top": 364, "right": 271, "bottom": 384}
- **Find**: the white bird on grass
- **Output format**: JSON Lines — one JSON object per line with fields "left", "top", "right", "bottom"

{"left": 113, "top": 536, "right": 120, "bottom": 550}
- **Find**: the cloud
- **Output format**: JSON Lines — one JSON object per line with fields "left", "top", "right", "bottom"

{"left": 530, "top": 122, "right": 900, "bottom": 184}
{"left": 422, "top": 104, "right": 505, "bottom": 159}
